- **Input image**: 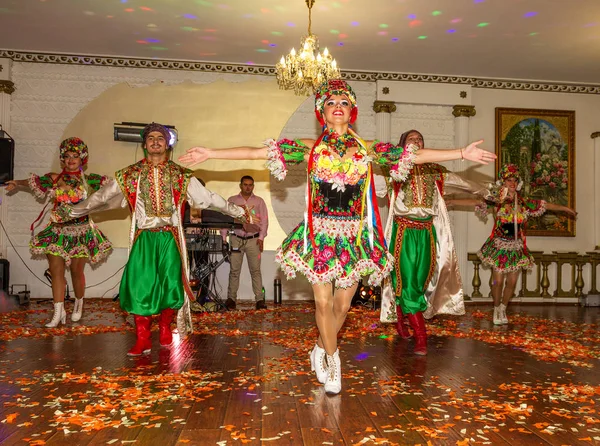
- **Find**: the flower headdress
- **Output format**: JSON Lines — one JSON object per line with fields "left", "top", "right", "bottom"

{"left": 496, "top": 163, "right": 523, "bottom": 191}
{"left": 59, "top": 137, "right": 89, "bottom": 165}
{"left": 314, "top": 79, "right": 358, "bottom": 126}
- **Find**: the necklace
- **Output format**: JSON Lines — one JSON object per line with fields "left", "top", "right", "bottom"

{"left": 322, "top": 128, "right": 356, "bottom": 158}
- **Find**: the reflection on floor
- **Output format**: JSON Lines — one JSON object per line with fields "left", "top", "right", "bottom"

{"left": 0, "top": 295, "right": 598, "bottom": 445}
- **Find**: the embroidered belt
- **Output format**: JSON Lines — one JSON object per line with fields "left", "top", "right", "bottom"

{"left": 394, "top": 215, "right": 433, "bottom": 230}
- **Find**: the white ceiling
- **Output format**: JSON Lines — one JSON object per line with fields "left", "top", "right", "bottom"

{"left": 1, "top": 0, "right": 599, "bottom": 84}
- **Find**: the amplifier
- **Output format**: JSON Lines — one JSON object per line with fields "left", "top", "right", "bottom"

{"left": 185, "top": 231, "right": 224, "bottom": 252}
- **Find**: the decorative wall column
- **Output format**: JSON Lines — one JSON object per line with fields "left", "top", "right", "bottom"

{"left": 0, "top": 58, "right": 14, "bottom": 258}
{"left": 452, "top": 105, "right": 476, "bottom": 296}
{"left": 593, "top": 132, "right": 600, "bottom": 250}
{"left": 373, "top": 101, "right": 396, "bottom": 143}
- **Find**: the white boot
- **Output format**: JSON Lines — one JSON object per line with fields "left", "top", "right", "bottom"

{"left": 71, "top": 298, "right": 84, "bottom": 322}
{"left": 46, "top": 302, "right": 66, "bottom": 328}
{"left": 310, "top": 344, "right": 327, "bottom": 384}
{"left": 493, "top": 306, "right": 502, "bottom": 325}
{"left": 499, "top": 303, "right": 509, "bottom": 324}
{"left": 324, "top": 350, "right": 342, "bottom": 395}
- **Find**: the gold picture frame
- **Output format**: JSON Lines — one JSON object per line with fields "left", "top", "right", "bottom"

{"left": 495, "top": 107, "right": 575, "bottom": 237}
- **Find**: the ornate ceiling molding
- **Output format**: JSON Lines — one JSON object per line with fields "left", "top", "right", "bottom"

{"left": 2, "top": 49, "right": 600, "bottom": 95}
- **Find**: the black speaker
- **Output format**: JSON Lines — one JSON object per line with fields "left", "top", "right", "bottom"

{"left": 0, "top": 136, "right": 14, "bottom": 184}
{"left": 0, "top": 259, "right": 9, "bottom": 293}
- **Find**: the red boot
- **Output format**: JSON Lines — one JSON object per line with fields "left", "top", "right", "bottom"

{"left": 396, "top": 304, "right": 412, "bottom": 339}
{"left": 127, "top": 315, "right": 152, "bottom": 356}
{"left": 407, "top": 312, "right": 427, "bottom": 356}
{"left": 159, "top": 308, "right": 175, "bottom": 346}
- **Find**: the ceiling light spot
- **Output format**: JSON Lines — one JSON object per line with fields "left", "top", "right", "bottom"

{"left": 432, "top": 11, "right": 442, "bottom": 16}
{"left": 477, "top": 22, "right": 489, "bottom": 27}
{"left": 451, "top": 18, "right": 462, "bottom": 23}
{"left": 330, "top": 29, "right": 340, "bottom": 34}
{"left": 447, "top": 29, "right": 456, "bottom": 33}
{"left": 407, "top": 14, "right": 417, "bottom": 19}
{"left": 379, "top": 24, "right": 389, "bottom": 28}
{"left": 391, "top": 37, "right": 399, "bottom": 42}
{"left": 418, "top": 35, "right": 427, "bottom": 39}
{"left": 524, "top": 12, "right": 538, "bottom": 18}
{"left": 183, "top": 13, "right": 198, "bottom": 19}
{"left": 409, "top": 20, "right": 422, "bottom": 28}
{"left": 351, "top": 21, "right": 359, "bottom": 26}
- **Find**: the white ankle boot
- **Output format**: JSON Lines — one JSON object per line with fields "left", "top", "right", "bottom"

{"left": 324, "top": 349, "right": 342, "bottom": 395}
{"left": 499, "top": 303, "right": 509, "bottom": 324}
{"left": 493, "top": 306, "right": 502, "bottom": 325}
{"left": 46, "top": 302, "right": 66, "bottom": 328}
{"left": 310, "top": 344, "right": 327, "bottom": 384}
{"left": 71, "top": 298, "right": 84, "bottom": 322}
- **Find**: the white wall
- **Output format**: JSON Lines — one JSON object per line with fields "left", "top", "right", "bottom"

{"left": 4, "top": 60, "right": 599, "bottom": 301}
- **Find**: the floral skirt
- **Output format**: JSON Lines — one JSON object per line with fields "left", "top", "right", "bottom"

{"left": 30, "top": 218, "right": 112, "bottom": 266}
{"left": 477, "top": 236, "right": 534, "bottom": 274}
{"left": 275, "top": 216, "right": 393, "bottom": 288}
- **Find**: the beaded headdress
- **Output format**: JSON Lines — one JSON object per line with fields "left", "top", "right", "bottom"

{"left": 314, "top": 79, "right": 358, "bottom": 126}
{"left": 59, "top": 137, "right": 88, "bottom": 165}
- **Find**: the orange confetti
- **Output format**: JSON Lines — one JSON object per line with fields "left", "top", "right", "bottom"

{"left": 5, "top": 413, "right": 18, "bottom": 423}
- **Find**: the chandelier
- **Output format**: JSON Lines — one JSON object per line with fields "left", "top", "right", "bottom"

{"left": 275, "top": 0, "right": 341, "bottom": 96}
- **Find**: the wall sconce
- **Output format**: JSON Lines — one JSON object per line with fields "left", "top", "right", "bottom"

{"left": 113, "top": 122, "right": 178, "bottom": 147}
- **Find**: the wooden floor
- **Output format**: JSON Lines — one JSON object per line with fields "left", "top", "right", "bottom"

{"left": 0, "top": 294, "right": 599, "bottom": 446}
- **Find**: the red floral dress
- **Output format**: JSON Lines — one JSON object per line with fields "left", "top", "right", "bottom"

{"left": 477, "top": 195, "right": 546, "bottom": 273}
{"left": 29, "top": 172, "right": 112, "bottom": 265}
{"left": 264, "top": 130, "right": 416, "bottom": 288}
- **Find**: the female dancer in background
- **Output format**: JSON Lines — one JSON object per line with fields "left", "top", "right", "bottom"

{"left": 5, "top": 137, "right": 112, "bottom": 327}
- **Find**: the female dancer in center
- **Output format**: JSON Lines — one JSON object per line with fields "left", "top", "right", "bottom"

{"left": 178, "top": 79, "right": 495, "bottom": 394}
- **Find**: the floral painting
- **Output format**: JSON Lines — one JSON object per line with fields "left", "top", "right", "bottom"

{"left": 495, "top": 107, "right": 575, "bottom": 237}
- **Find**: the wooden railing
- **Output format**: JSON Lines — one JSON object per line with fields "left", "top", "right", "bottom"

{"left": 466, "top": 251, "right": 600, "bottom": 300}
